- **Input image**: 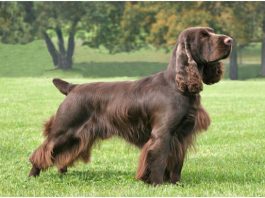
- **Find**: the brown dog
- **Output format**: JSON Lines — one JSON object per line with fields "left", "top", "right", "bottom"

{"left": 29, "top": 27, "right": 232, "bottom": 185}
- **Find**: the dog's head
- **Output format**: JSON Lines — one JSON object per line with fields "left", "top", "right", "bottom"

{"left": 176, "top": 27, "right": 232, "bottom": 84}
{"left": 179, "top": 27, "right": 232, "bottom": 64}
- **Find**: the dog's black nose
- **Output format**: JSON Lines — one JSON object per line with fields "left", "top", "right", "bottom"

{"left": 224, "top": 37, "right": 233, "bottom": 46}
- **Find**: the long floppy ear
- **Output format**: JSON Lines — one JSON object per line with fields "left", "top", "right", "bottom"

{"left": 202, "top": 62, "right": 224, "bottom": 85}
{"left": 175, "top": 39, "right": 203, "bottom": 94}
{"left": 184, "top": 41, "right": 195, "bottom": 64}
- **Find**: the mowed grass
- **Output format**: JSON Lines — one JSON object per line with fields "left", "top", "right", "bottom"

{"left": 0, "top": 40, "right": 263, "bottom": 79}
{"left": 0, "top": 78, "right": 265, "bottom": 196}
{"left": 0, "top": 40, "right": 265, "bottom": 196}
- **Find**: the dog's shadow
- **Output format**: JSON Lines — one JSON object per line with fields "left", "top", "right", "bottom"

{"left": 68, "top": 168, "right": 261, "bottom": 186}
{"left": 59, "top": 169, "right": 136, "bottom": 183}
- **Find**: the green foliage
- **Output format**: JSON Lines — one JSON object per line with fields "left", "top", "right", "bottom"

{"left": 214, "top": 2, "right": 261, "bottom": 44}
{"left": 0, "top": 2, "right": 33, "bottom": 44}
{"left": 146, "top": 2, "right": 215, "bottom": 48}
{"left": 1, "top": 2, "right": 264, "bottom": 59}
{"left": 143, "top": 2, "right": 264, "bottom": 47}
{"left": 0, "top": 2, "right": 87, "bottom": 42}
{"left": 0, "top": 2, "right": 125, "bottom": 52}
{"left": 32, "top": 2, "right": 85, "bottom": 31}
{"left": 116, "top": 2, "right": 157, "bottom": 52}
{"left": 81, "top": 2, "right": 125, "bottom": 53}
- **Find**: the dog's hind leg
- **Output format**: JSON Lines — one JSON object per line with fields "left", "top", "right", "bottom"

{"left": 53, "top": 118, "right": 110, "bottom": 172}
{"left": 136, "top": 139, "right": 152, "bottom": 182}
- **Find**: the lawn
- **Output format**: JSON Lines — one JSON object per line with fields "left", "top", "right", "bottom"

{"left": 0, "top": 40, "right": 265, "bottom": 196}
{"left": 0, "top": 40, "right": 263, "bottom": 79}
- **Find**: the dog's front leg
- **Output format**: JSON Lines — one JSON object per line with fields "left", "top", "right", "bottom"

{"left": 136, "top": 129, "right": 170, "bottom": 185}
{"left": 164, "top": 137, "right": 187, "bottom": 184}
{"left": 169, "top": 154, "right": 185, "bottom": 184}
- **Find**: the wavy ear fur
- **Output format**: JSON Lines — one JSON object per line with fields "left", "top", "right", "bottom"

{"left": 175, "top": 40, "right": 203, "bottom": 94}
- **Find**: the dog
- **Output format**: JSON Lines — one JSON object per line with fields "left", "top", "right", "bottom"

{"left": 29, "top": 27, "right": 232, "bottom": 185}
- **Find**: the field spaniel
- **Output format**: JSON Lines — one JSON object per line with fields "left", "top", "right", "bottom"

{"left": 29, "top": 27, "right": 232, "bottom": 185}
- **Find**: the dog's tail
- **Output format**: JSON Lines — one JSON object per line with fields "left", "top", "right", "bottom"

{"left": 52, "top": 78, "right": 76, "bottom": 95}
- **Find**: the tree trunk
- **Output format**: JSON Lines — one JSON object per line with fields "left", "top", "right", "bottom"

{"left": 67, "top": 31, "right": 75, "bottom": 60}
{"left": 57, "top": 54, "right": 72, "bottom": 70}
{"left": 229, "top": 39, "right": 238, "bottom": 80}
{"left": 261, "top": 17, "right": 265, "bottom": 76}
{"left": 66, "top": 30, "right": 75, "bottom": 68}
{"left": 42, "top": 30, "right": 75, "bottom": 70}
{"left": 43, "top": 32, "right": 58, "bottom": 66}
{"left": 43, "top": 20, "right": 78, "bottom": 70}
{"left": 55, "top": 26, "right": 72, "bottom": 70}
{"left": 56, "top": 31, "right": 76, "bottom": 70}
{"left": 238, "top": 47, "right": 242, "bottom": 65}
{"left": 55, "top": 26, "right": 66, "bottom": 55}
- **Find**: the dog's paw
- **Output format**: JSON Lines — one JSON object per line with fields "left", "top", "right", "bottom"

{"left": 28, "top": 165, "right": 40, "bottom": 177}
{"left": 58, "top": 166, "right": 67, "bottom": 174}
{"left": 170, "top": 173, "right": 181, "bottom": 184}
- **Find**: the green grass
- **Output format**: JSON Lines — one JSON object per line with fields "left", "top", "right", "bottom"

{"left": 0, "top": 40, "right": 265, "bottom": 196}
{"left": 0, "top": 40, "right": 263, "bottom": 79}
{"left": 0, "top": 40, "right": 169, "bottom": 78}
{"left": 0, "top": 78, "right": 265, "bottom": 196}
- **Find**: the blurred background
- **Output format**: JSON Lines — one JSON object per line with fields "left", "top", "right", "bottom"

{"left": 1, "top": 3, "right": 265, "bottom": 196}
{"left": 0, "top": 1, "right": 265, "bottom": 80}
